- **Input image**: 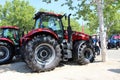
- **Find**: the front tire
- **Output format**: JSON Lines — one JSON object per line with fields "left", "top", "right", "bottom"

{"left": 24, "top": 35, "right": 61, "bottom": 72}
{"left": 0, "top": 42, "right": 13, "bottom": 64}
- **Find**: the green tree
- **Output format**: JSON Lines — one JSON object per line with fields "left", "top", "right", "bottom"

{"left": 0, "top": 4, "right": 2, "bottom": 19}
{"left": 0, "top": 0, "right": 35, "bottom": 31}
{"left": 62, "top": 17, "right": 92, "bottom": 34}
{"left": 43, "top": 0, "right": 120, "bottom": 35}
{"left": 103, "top": 0, "right": 120, "bottom": 36}
{"left": 62, "top": 17, "right": 80, "bottom": 31}
{"left": 75, "top": 0, "right": 120, "bottom": 35}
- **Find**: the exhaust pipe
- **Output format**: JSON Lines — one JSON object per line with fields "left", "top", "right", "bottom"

{"left": 67, "top": 14, "right": 72, "bottom": 43}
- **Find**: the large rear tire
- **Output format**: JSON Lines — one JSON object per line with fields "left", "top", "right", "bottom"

{"left": 73, "top": 41, "right": 95, "bottom": 65}
{"left": 24, "top": 35, "right": 61, "bottom": 72}
{"left": 0, "top": 42, "right": 13, "bottom": 64}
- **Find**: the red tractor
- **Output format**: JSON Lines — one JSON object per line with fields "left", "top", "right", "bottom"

{"left": 21, "top": 12, "right": 95, "bottom": 72}
{"left": 0, "top": 26, "right": 21, "bottom": 64}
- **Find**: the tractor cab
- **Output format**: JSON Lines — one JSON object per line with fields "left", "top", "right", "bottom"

{"left": 34, "top": 12, "right": 64, "bottom": 42}
{"left": 0, "top": 26, "right": 20, "bottom": 45}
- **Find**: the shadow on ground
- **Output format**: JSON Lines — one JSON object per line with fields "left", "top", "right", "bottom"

{"left": 0, "top": 59, "right": 103, "bottom": 73}
{"left": 0, "top": 60, "right": 85, "bottom": 73}
{"left": 0, "top": 61, "right": 32, "bottom": 73}
{"left": 108, "top": 69, "right": 120, "bottom": 74}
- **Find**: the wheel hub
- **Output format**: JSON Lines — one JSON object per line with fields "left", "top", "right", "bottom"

{"left": 39, "top": 50, "right": 48, "bottom": 59}
{"left": 35, "top": 43, "right": 55, "bottom": 65}
{"left": 37, "top": 46, "right": 51, "bottom": 61}
{"left": 84, "top": 48, "right": 93, "bottom": 59}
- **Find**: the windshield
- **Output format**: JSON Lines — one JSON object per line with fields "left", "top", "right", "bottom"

{"left": 35, "top": 16, "right": 62, "bottom": 30}
{"left": 35, "top": 15, "right": 63, "bottom": 38}
{"left": 3, "top": 29, "right": 13, "bottom": 38}
{"left": 35, "top": 18, "right": 41, "bottom": 29}
{"left": 1, "top": 28, "right": 19, "bottom": 43}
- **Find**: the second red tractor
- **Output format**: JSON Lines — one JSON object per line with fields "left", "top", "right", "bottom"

{"left": 0, "top": 26, "right": 20, "bottom": 64}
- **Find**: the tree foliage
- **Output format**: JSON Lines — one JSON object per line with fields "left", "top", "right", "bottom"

{"left": 62, "top": 17, "right": 91, "bottom": 34}
{"left": 63, "top": 0, "right": 120, "bottom": 35}
{"left": 42, "top": 0, "right": 120, "bottom": 36}
{"left": 0, "top": 0, "right": 35, "bottom": 31}
{"left": 0, "top": 0, "right": 92, "bottom": 34}
{"left": 103, "top": 0, "right": 120, "bottom": 36}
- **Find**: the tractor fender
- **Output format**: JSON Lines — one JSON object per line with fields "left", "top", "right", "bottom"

{"left": 0, "top": 38, "right": 14, "bottom": 45}
{"left": 22, "top": 28, "right": 59, "bottom": 43}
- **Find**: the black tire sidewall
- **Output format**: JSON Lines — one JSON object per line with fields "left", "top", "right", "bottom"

{"left": 24, "top": 35, "right": 61, "bottom": 72}
{"left": 33, "top": 42, "right": 60, "bottom": 69}
{"left": 0, "top": 42, "right": 13, "bottom": 64}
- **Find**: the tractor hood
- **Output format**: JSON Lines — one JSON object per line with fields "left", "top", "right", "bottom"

{"left": 72, "top": 31, "right": 90, "bottom": 41}
{"left": 64, "top": 30, "right": 90, "bottom": 41}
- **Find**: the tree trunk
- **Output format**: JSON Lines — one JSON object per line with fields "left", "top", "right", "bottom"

{"left": 96, "top": 0, "right": 107, "bottom": 62}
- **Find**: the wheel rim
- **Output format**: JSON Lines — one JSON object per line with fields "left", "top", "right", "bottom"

{"left": 83, "top": 48, "right": 93, "bottom": 60}
{"left": 0, "top": 46, "right": 10, "bottom": 62}
{"left": 35, "top": 43, "right": 55, "bottom": 66}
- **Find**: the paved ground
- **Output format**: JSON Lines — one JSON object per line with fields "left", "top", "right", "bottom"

{"left": 107, "top": 49, "right": 120, "bottom": 60}
{"left": 0, "top": 49, "right": 120, "bottom": 80}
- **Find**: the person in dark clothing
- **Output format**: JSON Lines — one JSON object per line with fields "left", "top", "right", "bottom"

{"left": 92, "top": 35, "right": 100, "bottom": 55}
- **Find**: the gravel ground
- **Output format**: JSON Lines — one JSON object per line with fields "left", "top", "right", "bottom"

{"left": 0, "top": 49, "right": 120, "bottom": 80}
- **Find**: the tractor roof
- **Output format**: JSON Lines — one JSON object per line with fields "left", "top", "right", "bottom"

{"left": 34, "top": 12, "right": 63, "bottom": 19}
{"left": 0, "top": 26, "right": 19, "bottom": 30}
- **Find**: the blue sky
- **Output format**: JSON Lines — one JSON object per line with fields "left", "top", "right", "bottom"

{"left": 0, "top": 0, "right": 74, "bottom": 14}
{"left": 28, "top": 0, "right": 72, "bottom": 13}
{"left": 0, "top": 0, "right": 83, "bottom": 24}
